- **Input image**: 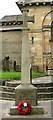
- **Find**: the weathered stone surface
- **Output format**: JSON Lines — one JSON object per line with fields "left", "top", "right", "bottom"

{"left": 1, "top": 31, "right": 22, "bottom": 66}
{"left": 10, "top": 105, "right": 44, "bottom": 115}
{"left": 15, "top": 84, "right": 37, "bottom": 106}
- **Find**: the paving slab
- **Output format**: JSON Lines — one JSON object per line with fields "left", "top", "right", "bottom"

{"left": 32, "top": 76, "right": 53, "bottom": 84}
{"left": 0, "top": 100, "right": 53, "bottom": 120}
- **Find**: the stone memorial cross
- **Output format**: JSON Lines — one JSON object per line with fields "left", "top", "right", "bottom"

{"left": 17, "top": 9, "right": 34, "bottom": 84}
{"left": 10, "top": 9, "right": 44, "bottom": 115}
{"left": 15, "top": 9, "right": 37, "bottom": 106}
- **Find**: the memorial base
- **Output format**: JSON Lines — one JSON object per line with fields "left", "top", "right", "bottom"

{"left": 15, "top": 84, "right": 37, "bottom": 106}
{"left": 10, "top": 106, "right": 44, "bottom": 115}
{"left": 10, "top": 84, "right": 44, "bottom": 115}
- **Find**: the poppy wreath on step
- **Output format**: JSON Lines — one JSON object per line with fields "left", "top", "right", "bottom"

{"left": 17, "top": 100, "right": 32, "bottom": 115}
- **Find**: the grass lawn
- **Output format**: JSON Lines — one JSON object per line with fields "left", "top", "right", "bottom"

{"left": 0, "top": 71, "right": 21, "bottom": 80}
{"left": 0, "top": 71, "right": 47, "bottom": 80}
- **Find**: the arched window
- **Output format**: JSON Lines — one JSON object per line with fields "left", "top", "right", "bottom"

{"left": 51, "top": 21, "right": 53, "bottom": 40}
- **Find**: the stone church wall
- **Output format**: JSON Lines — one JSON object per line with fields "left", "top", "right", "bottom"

{"left": 27, "top": 4, "right": 53, "bottom": 72}
{"left": 0, "top": 30, "right": 22, "bottom": 71}
{"left": 0, "top": 4, "right": 53, "bottom": 72}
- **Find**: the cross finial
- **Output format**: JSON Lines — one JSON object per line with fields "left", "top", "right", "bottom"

{"left": 21, "top": 9, "right": 29, "bottom": 27}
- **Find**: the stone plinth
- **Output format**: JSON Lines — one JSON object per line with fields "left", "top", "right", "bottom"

{"left": 10, "top": 106, "right": 44, "bottom": 115}
{"left": 15, "top": 84, "right": 37, "bottom": 106}
{"left": 10, "top": 84, "right": 44, "bottom": 115}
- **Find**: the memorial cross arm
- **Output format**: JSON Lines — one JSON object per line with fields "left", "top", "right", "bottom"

{"left": 17, "top": 9, "right": 35, "bottom": 27}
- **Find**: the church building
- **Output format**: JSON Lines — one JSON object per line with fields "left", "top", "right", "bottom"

{"left": 0, "top": 0, "right": 53, "bottom": 72}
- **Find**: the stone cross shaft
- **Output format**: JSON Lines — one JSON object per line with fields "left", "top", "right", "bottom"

{"left": 17, "top": 9, "right": 34, "bottom": 84}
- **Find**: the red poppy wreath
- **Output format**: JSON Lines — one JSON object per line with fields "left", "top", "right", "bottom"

{"left": 17, "top": 100, "right": 32, "bottom": 115}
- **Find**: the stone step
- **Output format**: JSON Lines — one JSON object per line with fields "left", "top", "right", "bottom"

{"left": 0, "top": 86, "right": 15, "bottom": 92}
{"left": 38, "top": 97, "right": 53, "bottom": 100}
{"left": 5, "top": 81, "right": 20, "bottom": 87}
{"left": 0, "top": 96, "right": 15, "bottom": 101}
{"left": 0, "top": 90, "right": 53, "bottom": 100}
{"left": 33, "top": 82, "right": 53, "bottom": 87}
{"left": 0, "top": 79, "right": 53, "bottom": 100}
{"left": 38, "top": 92, "right": 53, "bottom": 95}
{"left": 37, "top": 86, "right": 53, "bottom": 92}
{"left": 37, "top": 92, "right": 53, "bottom": 99}
{"left": 0, "top": 91, "right": 15, "bottom": 98}
{"left": 0, "top": 85, "right": 53, "bottom": 93}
